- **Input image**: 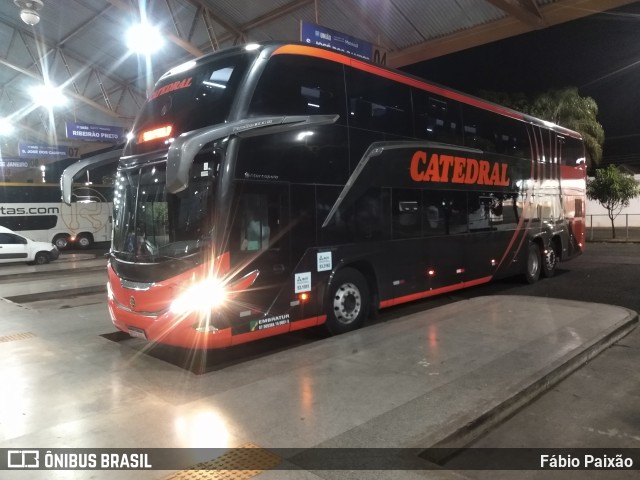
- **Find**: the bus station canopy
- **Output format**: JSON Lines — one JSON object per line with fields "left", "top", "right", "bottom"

{"left": 0, "top": 0, "right": 634, "bottom": 152}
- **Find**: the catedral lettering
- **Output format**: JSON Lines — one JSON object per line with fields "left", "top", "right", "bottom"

{"left": 148, "top": 77, "right": 192, "bottom": 101}
{"left": 410, "top": 151, "right": 510, "bottom": 186}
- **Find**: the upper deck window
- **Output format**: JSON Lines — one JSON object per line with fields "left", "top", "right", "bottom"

{"left": 128, "top": 52, "right": 254, "bottom": 155}
{"left": 248, "top": 54, "right": 347, "bottom": 122}
{"left": 345, "top": 67, "right": 412, "bottom": 136}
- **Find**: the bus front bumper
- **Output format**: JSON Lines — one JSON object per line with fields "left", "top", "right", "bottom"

{"left": 107, "top": 298, "right": 233, "bottom": 350}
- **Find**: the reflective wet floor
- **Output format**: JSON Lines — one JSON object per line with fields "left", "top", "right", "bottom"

{"left": 0, "top": 258, "right": 636, "bottom": 479}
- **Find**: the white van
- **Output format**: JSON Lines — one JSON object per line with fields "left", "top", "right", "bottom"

{"left": 0, "top": 225, "right": 60, "bottom": 265}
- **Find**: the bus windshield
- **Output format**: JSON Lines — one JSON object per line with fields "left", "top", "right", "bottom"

{"left": 128, "top": 50, "right": 254, "bottom": 155}
{"left": 112, "top": 164, "right": 214, "bottom": 262}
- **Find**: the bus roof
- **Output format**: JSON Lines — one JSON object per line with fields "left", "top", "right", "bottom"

{"left": 271, "top": 43, "right": 582, "bottom": 140}
{"left": 257, "top": 42, "right": 582, "bottom": 141}
{"left": 154, "top": 41, "right": 581, "bottom": 141}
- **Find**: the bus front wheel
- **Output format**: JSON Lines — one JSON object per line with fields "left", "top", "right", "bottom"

{"left": 53, "top": 234, "right": 70, "bottom": 250}
{"left": 525, "top": 242, "right": 542, "bottom": 284}
{"left": 325, "top": 268, "right": 370, "bottom": 335}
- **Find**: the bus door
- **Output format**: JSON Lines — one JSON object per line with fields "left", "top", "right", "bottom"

{"left": 423, "top": 190, "right": 468, "bottom": 291}
{"left": 228, "top": 183, "right": 292, "bottom": 334}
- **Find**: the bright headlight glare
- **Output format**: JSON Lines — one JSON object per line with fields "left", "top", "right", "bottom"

{"left": 171, "top": 279, "right": 227, "bottom": 314}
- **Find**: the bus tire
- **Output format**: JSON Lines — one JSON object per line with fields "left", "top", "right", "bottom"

{"left": 53, "top": 234, "right": 70, "bottom": 250}
{"left": 76, "top": 233, "right": 94, "bottom": 249}
{"left": 542, "top": 243, "right": 559, "bottom": 278}
{"left": 33, "top": 252, "right": 50, "bottom": 265}
{"left": 325, "top": 268, "right": 370, "bottom": 335}
{"left": 524, "top": 242, "right": 542, "bottom": 284}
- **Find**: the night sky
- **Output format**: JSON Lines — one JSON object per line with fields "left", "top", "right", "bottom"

{"left": 402, "top": 2, "right": 640, "bottom": 163}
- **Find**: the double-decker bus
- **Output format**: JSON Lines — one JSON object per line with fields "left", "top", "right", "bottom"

{"left": 65, "top": 42, "right": 586, "bottom": 349}
{"left": 0, "top": 181, "right": 113, "bottom": 249}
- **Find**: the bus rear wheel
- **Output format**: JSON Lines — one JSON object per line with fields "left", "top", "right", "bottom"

{"left": 542, "top": 244, "right": 559, "bottom": 278}
{"left": 524, "top": 242, "right": 542, "bottom": 284}
{"left": 325, "top": 268, "right": 370, "bottom": 335}
{"left": 53, "top": 234, "right": 70, "bottom": 250}
{"left": 76, "top": 233, "right": 94, "bottom": 249}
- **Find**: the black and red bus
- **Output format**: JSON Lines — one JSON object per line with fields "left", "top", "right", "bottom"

{"left": 74, "top": 42, "right": 586, "bottom": 349}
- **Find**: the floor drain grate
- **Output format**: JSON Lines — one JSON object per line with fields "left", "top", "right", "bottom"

{"left": 0, "top": 332, "right": 35, "bottom": 343}
{"left": 165, "top": 444, "right": 281, "bottom": 480}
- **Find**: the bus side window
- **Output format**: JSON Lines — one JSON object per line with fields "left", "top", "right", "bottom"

{"left": 423, "top": 190, "right": 467, "bottom": 235}
{"left": 468, "top": 192, "right": 504, "bottom": 231}
{"left": 494, "top": 117, "right": 529, "bottom": 158}
{"left": 392, "top": 189, "right": 422, "bottom": 239}
{"left": 317, "top": 186, "right": 390, "bottom": 244}
{"left": 413, "top": 91, "right": 463, "bottom": 145}
{"left": 248, "top": 55, "right": 347, "bottom": 121}
{"left": 463, "top": 106, "right": 499, "bottom": 152}
{"left": 345, "top": 67, "right": 412, "bottom": 136}
{"left": 239, "top": 195, "right": 271, "bottom": 252}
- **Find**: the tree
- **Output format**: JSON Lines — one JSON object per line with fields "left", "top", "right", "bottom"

{"left": 529, "top": 88, "right": 604, "bottom": 167}
{"left": 479, "top": 87, "right": 605, "bottom": 167}
{"left": 587, "top": 165, "right": 640, "bottom": 239}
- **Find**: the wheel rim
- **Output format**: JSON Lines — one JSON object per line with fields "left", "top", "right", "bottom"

{"left": 55, "top": 237, "right": 68, "bottom": 249}
{"left": 78, "top": 237, "right": 90, "bottom": 247}
{"left": 528, "top": 248, "right": 540, "bottom": 277}
{"left": 544, "top": 249, "right": 556, "bottom": 271}
{"left": 332, "top": 282, "right": 362, "bottom": 325}
{"left": 36, "top": 255, "right": 46, "bottom": 265}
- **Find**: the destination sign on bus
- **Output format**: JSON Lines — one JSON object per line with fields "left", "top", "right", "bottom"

{"left": 148, "top": 77, "right": 192, "bottom": 101}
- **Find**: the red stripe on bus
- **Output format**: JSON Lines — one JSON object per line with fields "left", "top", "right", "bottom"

{"left": 379, "top": 276, "right": 492, "bottom": 308}
{"left": 230, "top": 315, "right": 326, "bottom": 346}
{"left": 290, "top": 315, "right": 326, "bottom": 331}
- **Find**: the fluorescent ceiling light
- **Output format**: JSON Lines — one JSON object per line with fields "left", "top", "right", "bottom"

{"left": 30, "top": 85, "right": 67, "bottom": 108}
{"left": 126, "top": 23, "right": 165, "bottom": 55}
{"left": 0, "top": 118, "right": 14, "bottom": 135}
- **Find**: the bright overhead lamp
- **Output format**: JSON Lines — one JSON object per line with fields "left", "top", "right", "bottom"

{"left": 126, "top": 22, "right": 165, "bottom": 55}
{"left": 30, "top": 84, "right": 67, "bottom": 108}
{"left": 0, "top": 118, "right": 15, "bottom": 135}
{"left": 14, "top": 0, "right": 43, "bottom": 26}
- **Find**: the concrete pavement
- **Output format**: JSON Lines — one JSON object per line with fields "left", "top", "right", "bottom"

{"left": 0, "top": 272, "right": 636, "bottom": 479}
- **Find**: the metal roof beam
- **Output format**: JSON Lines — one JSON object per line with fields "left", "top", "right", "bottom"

{"left": 486, "top": 0, "right": 545, "bottom": 28}
{"left": 186, "top": 0, "right": 245, "bottom": 44}
{"left": 0, "top": 56, "right": 120, "bottom": 118}
{"left": 0, "top": 16, "right": 143, "bottom": 117}
{"left": 389, "top": 0, "right": 639, "bottom": 67}
{"left": 209, "top": 0, "right": 314, "bottom": 47}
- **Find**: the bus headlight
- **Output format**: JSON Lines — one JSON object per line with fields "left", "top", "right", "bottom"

{"left": 170, "top": 279, "right": 227, "bottom": 314}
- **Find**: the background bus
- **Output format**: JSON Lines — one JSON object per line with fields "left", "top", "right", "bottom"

{"left": 0, "top": 181, "right": 113, "bottom": 249}
{"left": 67, "top": 42, "right": 586, "bottom": 349}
